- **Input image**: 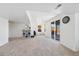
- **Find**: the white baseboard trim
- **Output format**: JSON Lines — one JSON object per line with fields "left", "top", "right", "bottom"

{"left": 0, "top": 41, "right": 8, "bottom": 47}
{"left": 60, "top": 42, "right": 77, "bottom": 52}
{"left": 9, "top": 37, "right": 23, "bottom": 39}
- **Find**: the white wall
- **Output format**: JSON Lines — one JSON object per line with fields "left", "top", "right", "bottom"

{"left": 60, "top": 13, "right": 76, "bottom": 51}
{"left": 0, "top": 17, "right": 8, "bottom": 46}
{"left": 75, "top": 13, "right": 79, "bottom": 51}
{"left": 9, "top": 22, "right": 25, "bottom": 38}
{"left": 45, "top": 21, "right": 51, "bottom": 38}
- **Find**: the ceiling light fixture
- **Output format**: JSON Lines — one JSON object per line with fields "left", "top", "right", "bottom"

{"left": 55, "top": 4, "right": 62, "bottom": 9}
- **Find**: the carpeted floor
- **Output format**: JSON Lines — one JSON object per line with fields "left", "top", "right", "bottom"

{"left": 0, "top": 36, "right": 79, "bottom": 56}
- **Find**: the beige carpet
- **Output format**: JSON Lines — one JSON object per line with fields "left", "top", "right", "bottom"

{"left": 0, "top": 36, "right": 79, "bottom": 56}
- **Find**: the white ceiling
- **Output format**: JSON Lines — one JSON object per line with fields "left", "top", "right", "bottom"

{"left": 0, "top": 3, "right": 79, "bottom": 24}
{"left": 0, "top": 3, "right": 58, "bottom": 24}
{"left": 62, "top": 3, "right": 79, "bottom": 13}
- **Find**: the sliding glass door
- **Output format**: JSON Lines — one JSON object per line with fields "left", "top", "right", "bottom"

{"left": 51, "top": 20, "right": 60, "bottom": 41}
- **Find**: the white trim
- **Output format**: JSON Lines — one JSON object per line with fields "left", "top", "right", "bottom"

{"left": 0, "top": 41, "right": 8, "bottom": 47}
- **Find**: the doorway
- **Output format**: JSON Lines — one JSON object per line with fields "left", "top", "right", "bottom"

{"left": 51, "top": 20, "right": 60, "bottom": 41}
